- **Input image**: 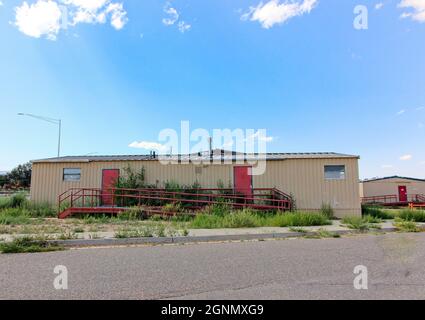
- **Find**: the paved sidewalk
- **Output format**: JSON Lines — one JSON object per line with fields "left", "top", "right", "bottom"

{"left": 188, "top": 220, "right": 359, "bottom": 236}
{"left": 0, "top": 220, "right": 420, "bottom": 247}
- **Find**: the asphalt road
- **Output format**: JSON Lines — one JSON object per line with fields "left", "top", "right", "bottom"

{"left": 1, "top": 233, "right": 425, "bottom": 300}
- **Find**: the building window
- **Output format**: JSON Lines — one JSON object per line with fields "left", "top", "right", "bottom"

{"left": 324, "top": 165, "right": 345, "bottom": 180}
{"left": 63, "top": 168, "right": 81, "bottom": 181}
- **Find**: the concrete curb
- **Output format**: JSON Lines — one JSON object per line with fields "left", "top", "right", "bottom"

{"left": 50, "top": 227, "right": 399, "bottom": 248}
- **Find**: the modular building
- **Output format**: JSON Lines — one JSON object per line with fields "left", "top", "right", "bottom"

{"left": 360, "top": 176, "right": 425, "bottom": 203}
{"left": 30, "top": 150, "right": 361, "bottom": 218}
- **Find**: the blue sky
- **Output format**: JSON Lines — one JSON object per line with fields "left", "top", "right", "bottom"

{"left": 0, "top": 0, "right": 424, "bottom": 179}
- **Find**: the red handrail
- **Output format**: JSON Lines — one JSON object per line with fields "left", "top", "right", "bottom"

{"left": 361, "top": 194, "right": 398, "bottom": 204}
{"left": 362, "top": 194, "right": 425, "bottom": 204}
{"left": 58, "top": 187, "right": 293, "bottom": 215}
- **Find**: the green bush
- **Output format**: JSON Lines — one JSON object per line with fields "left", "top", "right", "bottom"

{"left": 0, "top": 197, "right": 11, "bottom": 209}
{"left": 190, "top": 210, "right": 259, "bottom": 229}
{"left": 10, "top": 193, "right": 27, "bottom": 208}
{"left": 362, "top": 205, "right": 395, "bottom": 219}
{"left": 190, "top": 210, "right": 331, "bottom": 229}
{"left": 170, "top": 214, "right": 194, "bottom": 222}
{"left": 115, "top": 166, "right": 146, "bottom": 189}
{"left": 269, "top": 212, "right": 331, "bottom": 228}
{"left": 191, "top": 214, "right": 227, "bottom": 229}
{"left": 0, "top": 193, "right": 55, "bottom": 218}
{"left": 222, "top": 210, "right": 260, "bottom": 228}
{"left": 0, "top": 237, "right": 64, "bottom": 254}
{"left": 82, "top": 215, "right": 114, "bottom": 224}
{"left": 393, "top": 219, "right": 421, "bottom": 233}
{"left": 362, "top": 215, "right": 382, "bottom": 224}
{"left": 0, "top": 193, "right": 28, "bottom": 209}
{"left": 162, "top": 202, "right": 183, "bottom": 213}
{"left": 320, "top": 203, "right": 334, "bottom": 219}
{"left": 24, "top": 202, "right": 56, "bottom": 218}
{"left": 398, "top": 210, "right": 425, "bottom": 222}
{"left": 315, "top": 229, "right": 341, "bottom": 238}
{"left": 341, "top": 216, "right": 373, "bottom": 231}
{"left": 201, "top": 203, "right": 232, "bottom": 217}
{"left": 117, "top": 207, "right": 142, "bottom": 220}
{"left": 0, "top": 208, "right": 31, "bottom": 225}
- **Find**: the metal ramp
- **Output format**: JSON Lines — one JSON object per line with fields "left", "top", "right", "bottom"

{"left": 58, "top": 187, "right": 293, "bottom": 219}
{"left": 361, "top": 194, "right": 425, "bottom": 207}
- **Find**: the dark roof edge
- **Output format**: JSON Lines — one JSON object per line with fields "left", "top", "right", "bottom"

{"left": 31, "top": 152, "right": 360, "bottom": 164}
{"left": 361, "top": 176, "right": 425, "bottom": 183}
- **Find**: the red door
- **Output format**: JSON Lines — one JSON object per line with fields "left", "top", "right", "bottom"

{"left": 102, "top": 169, "right": 119, "bottom": 206}
{"left": 234, "top": 166, "right": 253, "bottom": 197}
{"left": 398, "top": 186, "right": 407, "bottom": 202}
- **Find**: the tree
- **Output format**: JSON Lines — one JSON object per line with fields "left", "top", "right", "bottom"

{"left": 7, "top": 162, "right": 32, "bottom": 188}
{"left": 0, "top": 174, "right": 9, "bottom": 187}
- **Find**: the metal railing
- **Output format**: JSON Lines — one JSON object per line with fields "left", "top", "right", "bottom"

{"left": 58, "top": 187, "right": 293, "bottom": 215}
{"left": 361, "top": 194, "right": 425, "bottom": 205}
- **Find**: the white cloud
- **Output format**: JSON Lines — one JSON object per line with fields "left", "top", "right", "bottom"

{"left": 0, "top": 1, "right": 4, "bottom": 6}
{"left": 106, "top": 2, "right": 127, "bottom": 30}
{"left": 14, "top": 0, "right": 128, "bottom": 40}
{"left": 400, "top": 154, "right": 413, "bottom": 161}
{"left": 162, "top": 2, "right": 179, "bottom": 26}
{"left": 15, "top": 0, "right": 62, "bottom": 40}
{"left": 178, "top": 21, "right": 191, "bottom": 33}
{"left": 398, "top": 0, "right": 425, "bottom": 22}
{"left": 65, "top": 0, "right": 128, "bottom": 29}
{"left": 63, "top": 0, "right": 109, "bottom": 11}
{"left": 129, "top": 141, "right": 168, "bottom": 152}
{"left": 396, "top": 109, "right": 406, "bottom": 115}
{"left": 375, "top": 2, "right": 384, "bottom": 10}
{"left": 416, "top": 106, "right": 425, "bottom": 111}
{"left": 162, "top": 2, "right": 191, "bottom": 33}
{"left": 241, "top": 0, "right": 318, "bottom": 29}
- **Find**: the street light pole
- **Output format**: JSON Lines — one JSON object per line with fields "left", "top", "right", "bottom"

{"left": 58, "top": 119, "right": 62, "bottom": 158}
{"left": 17, "top": 113, "right": 62, "bottom": 157}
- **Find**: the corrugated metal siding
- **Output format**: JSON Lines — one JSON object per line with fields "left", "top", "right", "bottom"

{"left": 361, "top": 178, "right": 425, "bottom": 197}
{"left": 31, "top": 158, "right": 361, "bottom": 217}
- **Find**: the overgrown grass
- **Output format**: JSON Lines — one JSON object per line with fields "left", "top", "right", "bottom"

{"left": 289, "top": 227, "right": 308, "bottom": 233}
{"left": 0, "top": 193, "right": 27, "bottom": 209}
{"left": 0, "top": 237, "right": 64, "bottom": 254}
{"left": 26, "top": 202, "right": 57, "bottom": 218}
{"left": 269, "top": 212, "right": 331, "bottom": 227}
{"left": 304, "top": 228, "right": 341, "bottom": 239}
{"left": 0, "top": 194, "right": 56, "bottom": 219}
{"left": 398, "top": 209, "right": 425, "bottom": 222}
{"left": 190, "top": 211, "right": 258, "bottom": 229}
{"left": 0, "top": 208, "right": 32, "bottom": 225}
{"left": 320, "top": 203, "right": 334, "bottom": 219}
{"left": 114, "top": 223, "right": 183, "bottom": 238}
{"left": 190, "top": 209, "right": 331, "bottom": 229}
{"left": 0, "top": 197, "right": 10, "bottom": 209}
{"left": 393, "top": 218, "right": 421, "bottom": 233}
{"left": 341, "top": 215, "right": 381, "bottom": 231}
{"left": 362, "top": 205, "right": 400, "bottom": 220}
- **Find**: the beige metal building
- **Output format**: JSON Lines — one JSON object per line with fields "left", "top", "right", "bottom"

{"left": 360, "top": 176, "right": 425, "bottom": 203}
{"left": 30, "top": 150, "right": 361, "bottom": 217}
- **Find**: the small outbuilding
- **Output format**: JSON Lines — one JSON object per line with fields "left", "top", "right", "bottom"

{"left": 30, "top": 150, "right": 361, "bottom": 218}
{"left": 360, "top": 176, "right": 425, "bottom": 204}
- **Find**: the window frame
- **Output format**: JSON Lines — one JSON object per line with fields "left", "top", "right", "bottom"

{"left": 324, "top": 165, "right": 346, "bottom": 180}
{"left": 63, "top": 168, "right": 81, "bottom": 182}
